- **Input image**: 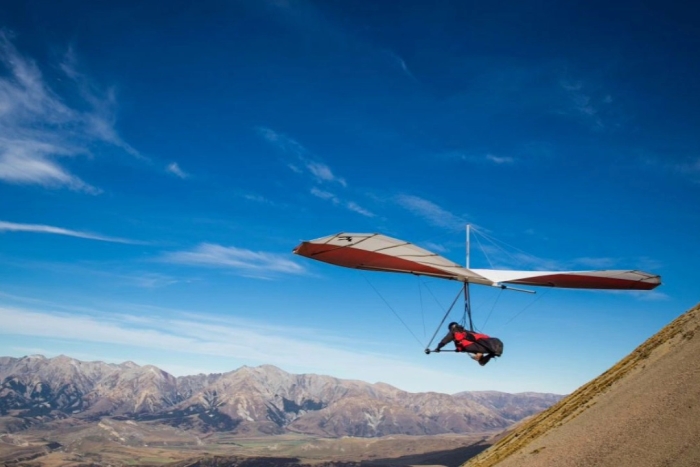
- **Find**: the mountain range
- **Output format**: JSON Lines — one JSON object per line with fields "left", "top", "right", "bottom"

{"left": 0, "top": 355, "right": 560, "bottom": 438}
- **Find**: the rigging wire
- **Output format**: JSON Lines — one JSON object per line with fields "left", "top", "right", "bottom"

{"left": 478, "top": 288, "right": 503, "bottom": 331}
{"left": 360, "top": 272, "right": 425, "bottom": 348}
{"left": 469, "top": 226, "right": 551, "bottom": 333}
{"left": 420, "top": 278, "right": 471, "bottom": 331}
{"left": 502, "top": 288, "right": 551, "bottom": 327}
{"left": 471, "top": 226, "right": 540, "bottom": 267}
{"left": 419, "top": 278, "right": 470, "bottom": 335}
{"left": 472, "top": 232, "right": 495, "bottom": 269}
{"left": 420, "top": 280, "right": 448, "bottom": 311}
{"left": 424, "top": 284, "right": 465, "bottom": 350}
{"left": 357, "top": 226, "right": 553, "bottom": 352}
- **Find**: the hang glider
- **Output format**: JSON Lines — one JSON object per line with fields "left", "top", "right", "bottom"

{"left": 292, "top": 232, "right": 661, "bottom": 291}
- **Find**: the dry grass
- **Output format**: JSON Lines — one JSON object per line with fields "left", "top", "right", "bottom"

{"left": 462, "top": 302, "right": 700, "bottom": 467}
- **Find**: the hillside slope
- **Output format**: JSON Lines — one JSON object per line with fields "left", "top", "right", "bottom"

{"left": 463, "top": 302, "right": 700, "bottom": 467}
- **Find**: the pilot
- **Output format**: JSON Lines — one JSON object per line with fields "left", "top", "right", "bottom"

{"left": 433, "top": 322, "right": 498, "bottom": 366}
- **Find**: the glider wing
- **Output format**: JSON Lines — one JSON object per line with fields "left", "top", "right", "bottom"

{"left": 470, "top": 268, "right": 661, "bottom": 290}
{"left": 293, "top": 233, "right": 492, "bottom": 284}
{"left": 293, "top": 233, "right": 662, "bottom": 291}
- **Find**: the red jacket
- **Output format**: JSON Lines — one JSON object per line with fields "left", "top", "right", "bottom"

{"left": 438, "top": 325, "right": 489, "bottom": 352}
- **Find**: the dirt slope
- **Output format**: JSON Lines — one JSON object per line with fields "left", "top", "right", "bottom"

{"left": 463, "top": 302, "right": 700, "bottom": 467}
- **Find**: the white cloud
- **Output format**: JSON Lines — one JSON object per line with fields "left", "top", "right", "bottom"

{"left": 257, "top": 127, "right": 362, "bottom": 212}
{"left": 166, "top": 162, "right": 189, "bottom": 179}
{"left": 311, "top": 188, "right": 374, "bottom": 217}
{"left": 0, "top": 220, "right": 141, "bottom": 244}
{"left": 423, "top": 241, "right": 448, "bottom": 254}
{"left": 572, "top": 256, "right": 619, "bottom": 269}
{"left": 395, "top": 194, "right": 465, "bottom": 230}
{"left": 257, "top": 126, "right": 306, "bottom": 156}
{"left": 0, "top": 303, "right": 496, "bottom": 393}
{"left": 257, "top": 126, "right": 346, "bottom": 186}
{"left": 385, "top": 50, "right": 418, "bottom": 82}
{"left": 287, "top": 163, "right": 303, "bottom": 174}
{"left": 306, "top": 160, "right": 347, "bottom": 186}
{"left": 310, "top": 186, "right": 339, "bottom": 203}
{"left": 636, "top": 290, "right": 669, "bottom": 301}
{"left": 559, "top": 78, "right": 608, "bottom": 129}
{"left": 0, "top": 32, "right": 140, "bottom": 192}
{"left": 674, "top": 157, "right": 700, "bottom": 178}
{"left": 127, "top": 273, "right": 182, "bottom": 289}
{"left": 162, "top": 243, "right": 306, "bottom": 276}
{"left": 0, "top": 138, "right": 99, "bottom": 193}
{"left": 486, "top": 154, "right": 515, "bottom": 164}
{"left": 346, "top": 201, "right": 375, "bottom": 217}
{"left": 509, "top": 251, "right": 562, "bottom": 270}
{"left": 60, "top": 46, "right": 142, "bottom": 160}
{"left": 443, "top": 151, "right": 517, "bottom": 166}
{"left": 244, "top": 193, "right": 274, "bottom": 204}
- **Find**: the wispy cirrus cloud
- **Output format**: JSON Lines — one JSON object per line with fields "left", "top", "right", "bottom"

{"left": 346, "top": 201, "right": 375, "bottom": 217}
{"left": 310, "top": 187, "right": 338, "bottom": 203}
{"left": 443, "top": 151, "right": 517, "bottom": 166}
{"left": 257, "top": 126, "right": 346, "bottom": 186}
{"left": 244, "top": 193, "right": 275, "bottom": 205}
{"left": 0, "top": 220, "right": 141, "bottom": 244}
{"left": 473, "top": 240, "right": 661, "bottom": 276}
{"left": 0, "top": 32, "right": 140, "bottom": 192}
{"left": 306, "top": 160, "right": 345, "bottom": 185}
{"left": 258, "top": 127, "right": 375, "bottom": 216}
{"left": 311, "top": 187, "right": 375, "bottom": 217}
{"left": 166, "top": 162, "right": 189, "bottom": 179}
{"left": 0, "top": 138, "right": 98, "bottom": 193}
{"left": 385, "top": 50, "right": 418, "bottom": 82}
{"left": 422, "top": 241, "right": 448, "bottom": 254}
{"left": 0, "top": 302, "right": 489, "bottom": 393}
{"left": 115, "top": 272, "right": 184, "bottom": 289}
{"left": 60, "top": 46, "right": 141, "bottom": 160}
{"left": 161, "top": 243, "right": 306, "bottom": 276}
{"left": 572, "top": 256, "right": 619, "bottom": 269}
{"left": 673, "top": 157, "right": 700, "bottom": 181}
{"left": 636, "top": 152, "right": 700, "bottom": 183}
{"left": 395, "top": 194, "right": 465, "bottom": 230}
{"left": 257, "top": 126, "right": 306, "bottom": 156}
{"left": 634, "top": 289, "right": 669, "bottom": 301}
{"left": 559, "top": 79, "right": 612, "bottom": 130}
{"left": 486, "top": 154, "right": 515, "bottom": 164}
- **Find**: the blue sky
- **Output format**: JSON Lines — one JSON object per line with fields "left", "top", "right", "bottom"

{"left": 0, "top": 0, "right": 698, "bottom": 395}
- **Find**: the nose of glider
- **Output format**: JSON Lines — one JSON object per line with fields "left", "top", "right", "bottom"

{"left": 292, "top": 241, "right": 309, "bottom": 257}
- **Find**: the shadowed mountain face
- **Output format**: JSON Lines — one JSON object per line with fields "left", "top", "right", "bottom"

{"left": 463, "top": 302, "right": 700, "bottom": 467}
{"left": 0, "top": 357, "right": 561, "bottom": 437}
